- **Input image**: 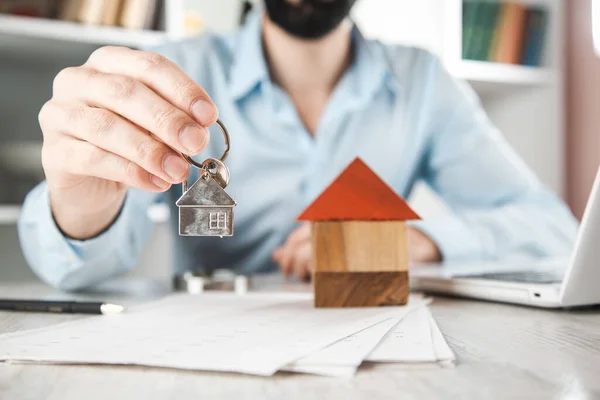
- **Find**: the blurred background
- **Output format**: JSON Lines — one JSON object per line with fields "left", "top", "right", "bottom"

{"left": 0, "top": 0, "right": 598, "bottom": 283}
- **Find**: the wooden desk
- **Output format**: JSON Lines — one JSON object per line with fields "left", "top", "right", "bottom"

{"left": 1, "top": 277, "right": 600, "bottom": 399}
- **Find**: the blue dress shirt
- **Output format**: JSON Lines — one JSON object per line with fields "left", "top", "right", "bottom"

{"left": 18, "top": 13, "right": 579, "bottom": 290}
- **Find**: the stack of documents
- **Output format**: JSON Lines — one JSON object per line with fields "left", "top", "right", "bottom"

{"left": 0, "top": 292, "right": 454, "bottom": 377}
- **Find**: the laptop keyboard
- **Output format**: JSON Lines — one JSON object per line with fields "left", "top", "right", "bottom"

{"left": 459, "top": 270, "right": 563, "bottom": 284}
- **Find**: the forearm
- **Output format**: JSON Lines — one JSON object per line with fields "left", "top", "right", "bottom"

{"left": 412, "top": 188, "right": 578, "bottom": 262}
{"left": 18, "top": 183, "right": 158, "bottom": 290}
{"left": 49, "top": 187, "right": 126, "bottom": 240}
{"left": 410, "top": 51, "right": 578, "bottom": 263}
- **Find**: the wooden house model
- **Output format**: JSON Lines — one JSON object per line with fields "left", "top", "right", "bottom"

{"left": 297, "top": 157, "right": 421, "bottom": 308}
{"left": 176, "top": 175, "right": 236, "bottom": 236}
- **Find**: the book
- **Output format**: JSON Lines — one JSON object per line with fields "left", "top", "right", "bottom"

{"left": 0, "top": 0, "right": 56, "bottom": 18}
{"left": 120, "top": 0, "right": 158, "bottom": 30}
{"left": 57, "top": 0, "right": 80, "bottom": 22}
{"left": 490, "top": 2, "right": 528, "bottom": 64}
{"left": 102, "top": 0, "right": 123, "bottom": 26}
{"left": 469, "top": 2, "right": 501, "bottom": 61}
{"left": 467, "top": 1, "right": 484, "bottom": 60}
{"left": 489, "top": 2, "right": 508, "bottom": 62}
{"left": 521, "top": 7, "right": 549, "bottom": 66}
{"left": 77, "top": 0, "right": 104, "bottom": 25}
{"left": 461, "top": 1, "right": 469, "bottom": 59}
{"left": 462, "top": 1, "right": 480, "bottom": 60}
{"left": 478, "top": 2, "right": 501, "bottom": 61}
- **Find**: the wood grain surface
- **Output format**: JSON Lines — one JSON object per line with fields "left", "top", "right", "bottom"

{"left": 314, "top": 271, "right": 409, "bottom": 307}
{"left": 312, "top": 221, "right": 408, "bottom": 273}
{"left": 2, "top": 277, "right": 600, "bottom": 399}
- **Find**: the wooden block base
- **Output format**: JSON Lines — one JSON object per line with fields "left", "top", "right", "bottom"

{"left": 314, "top": 271, "right": 409, "bottom": 308}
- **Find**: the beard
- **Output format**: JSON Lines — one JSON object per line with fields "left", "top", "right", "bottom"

{"left": 264, "top": 0, "right": 357, "bottom": 40}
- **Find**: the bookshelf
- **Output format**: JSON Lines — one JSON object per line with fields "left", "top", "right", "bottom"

{"left": 447, "top": 59, "right": 555, "bottom": 97}
{"left": 0, "top": 14, "right": 168, "bottom": 48}
{"left": 352, "top": 0, "right": 558, "bottom": 96}
{"left": 0, "top": 1, "right": 242, "bottom": 60}
{"left": 352, "top": 0, "right": 565, "bottom": 213}
{"left": 448, "top": 60, "right": 554, "bottom": 85}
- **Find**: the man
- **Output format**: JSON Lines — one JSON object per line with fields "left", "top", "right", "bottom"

{"left": 19, "top": 0, "right": 578, "bottom": 290}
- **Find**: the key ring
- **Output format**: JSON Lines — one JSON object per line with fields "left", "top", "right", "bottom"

{"left": 181, "top": 119, "right": 231, "bottom": 170}
{"left": 176, "top": 118, "right": 236, "bottom": 237}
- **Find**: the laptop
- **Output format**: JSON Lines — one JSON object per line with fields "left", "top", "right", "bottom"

{"left": 410, "top": 167, "right": 600, "bottom": 309}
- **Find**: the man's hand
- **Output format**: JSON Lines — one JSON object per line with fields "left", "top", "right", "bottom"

{"left": 273, "top": 224, "right": 442, "bottom": 280}
{"left": 39, "top": 46, "right": 218, "bottom": 240}
{"left": 407, "top": 226, "right": 442, "bottom": 264}
{"left": 273, "top": 224, "right": 313, "bottom": 281}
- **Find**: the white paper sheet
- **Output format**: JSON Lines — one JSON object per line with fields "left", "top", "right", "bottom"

{"left": 428, "top": 313, "right": 455, "bottom": 364}
{"left": 282, "top": 364, "right": 358, "bottom": 378}
{"left": 281, "top": 305, "right": 454, "bottom": 377}
{"left": 0, "top": 292, "right": 425, "bottom": 376}
{"left": 368, "top": 308, "right": 456, "bottom": 371}
{"left": 366, "top": 305, "right": 437, "bottom": 362}
{"left": 284, "top": 297, "right": 430, "bottom": 368}
{"left": 281, "top": 318, "right": 399, "bottom": 377}
{"left": 291, "top": 318, "right": 400, "bottom": 366}
{"left": 282, "top": 301, "right": 429, "bottom": 377}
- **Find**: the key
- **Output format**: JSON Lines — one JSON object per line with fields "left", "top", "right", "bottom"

{"left": 175, "top": 120, "right": 237, "bottom": 237}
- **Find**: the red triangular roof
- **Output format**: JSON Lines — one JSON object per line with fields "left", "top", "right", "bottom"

{"left": 297, "top": 158, "right": 421, "bottom": 221}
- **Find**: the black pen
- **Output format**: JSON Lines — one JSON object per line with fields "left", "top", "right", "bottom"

{"left": 0, "top": 299, "right": 124, "bottom": 315}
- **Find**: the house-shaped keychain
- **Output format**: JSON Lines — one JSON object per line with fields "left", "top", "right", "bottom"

{"left": 176, "top": 170, "right": 236, "bottom": 237}
{"left": 175, "top": 120, "right": 236, "bottom": 237}
{"left": 297, "top": 157, "right": 421, "bottom": 308}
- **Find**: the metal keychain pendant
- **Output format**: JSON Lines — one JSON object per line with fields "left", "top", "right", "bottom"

{"left": 176, "top": 119, "right": 236, "bottom": 237}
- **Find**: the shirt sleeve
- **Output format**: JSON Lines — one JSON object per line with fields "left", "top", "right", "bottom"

{"left": 410, "top": 54, "right": 579, "bottom": 262}
{"left": 18, "top": 182, "right": 162, "bottom": 291}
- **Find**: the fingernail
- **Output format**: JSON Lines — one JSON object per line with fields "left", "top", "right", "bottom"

{"left": 151, "top": 175, "right": 170, "bottom": 190}
{"left": 179, "top": 125, "right": 208, "bottom": 155}
{"left": 163, "top": 153, "right": 188, "bottom": 181}
{"left": 191, "top": 100, "right": 217, "bottom": 125}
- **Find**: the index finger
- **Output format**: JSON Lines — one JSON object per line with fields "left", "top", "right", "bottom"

{"left": 85, "top": 46, "right": 218, "bottom": 127}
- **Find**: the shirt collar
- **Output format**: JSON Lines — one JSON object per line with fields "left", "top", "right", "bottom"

{"left": 229, "top": 11, "right": 269, "bottom": 101}
{"left": 228, "top": 11, "right": 394, "bottom": 103}
{"left": 345, "top": 26, "right": 395, "bottom": 107}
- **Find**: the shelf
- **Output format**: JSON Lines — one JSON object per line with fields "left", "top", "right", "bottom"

{"left": 0, "top": 14, "right": 169, "bottom": 48}
{"left": 0, "top": 14, "right": 170, "bottom": 61}
{"left": 447, "top": 60, "right": 555, "bottom": 97}
{"left": 450, "top": 60, "right": 555, "bottom": 85}
{"left": 0, "top": 204, "right": 170, "bottom": 226}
